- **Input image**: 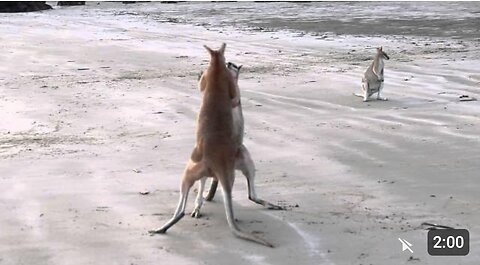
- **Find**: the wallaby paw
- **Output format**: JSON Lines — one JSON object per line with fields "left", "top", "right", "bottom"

{"left": 191, "top": 209, "right": 202, "bottom": 218}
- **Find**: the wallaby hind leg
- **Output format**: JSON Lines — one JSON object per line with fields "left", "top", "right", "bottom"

{"left": 219, "top": 172, "right": 274, "bottom": 248}
{"left": 191, "top": 177, "right": 206, "bottom": 218}
{"left": 376, "top": 82, "right": 388, "bottom": 101}
{"left": 362, "top": 81, "right": 369, "bottom": 102}
{"left": 204, "top": 179, "right": 218, "bottom": 201}
{"left": 149, "top": 160, "right": 203, "bottom": 234}
{"left": 237, "top": 145, "right": 284, "bottom": 210}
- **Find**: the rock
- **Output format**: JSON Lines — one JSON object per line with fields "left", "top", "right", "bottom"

{"left": 459, "top": 95, "right": 477, "bottom": 102}
{"left": 0, "top": 1, "right": 52, "bottom": 13}
{"left": 57, "top": 1, "right": 85, "bottom": 6}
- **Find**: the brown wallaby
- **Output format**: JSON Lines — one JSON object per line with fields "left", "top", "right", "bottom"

{"left": 149, "top": 44, "right": 274, "bottom": 247}
{"left": 201, "top": 63, "right": 283, "bottom": 212}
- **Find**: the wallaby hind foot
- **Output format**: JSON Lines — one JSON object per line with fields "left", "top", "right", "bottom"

{"left": 221, "top": 179, "right": 274, "bottom": 248}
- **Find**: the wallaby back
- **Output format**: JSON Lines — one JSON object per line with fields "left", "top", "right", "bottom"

{"left": 196, "top": 44, "right": 238, "bottom": 170}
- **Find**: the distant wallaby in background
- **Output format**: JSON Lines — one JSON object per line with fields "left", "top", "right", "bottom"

{"left": 149, "top": 44, "right": 275, "bottom": 247}
{"left": 355, "top": 47, "right": 390, "bottom": 101}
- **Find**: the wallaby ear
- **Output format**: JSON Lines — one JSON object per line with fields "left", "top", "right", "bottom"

{"left": 379, "top": 46, "right": 383, "bottom": 51}
{"left": 204, "top": 45, "right": 214, "bottom": 55}
{"left": 219, "top": 43, "right": 226, "bottom": 55}
{"left": 238, "top": 65, "right": 243, "bottom": 71}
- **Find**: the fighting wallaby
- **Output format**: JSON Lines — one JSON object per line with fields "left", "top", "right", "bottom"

{"left": 149, "top": 44, "right": 275, "bottom": 247}
{"left": 201, "top": 63, "right": 283, "bottom": 211}
{"left": 355, "top": 47, "right": 390, "bottom": 102}
{"left": 203, "top": 63, "right": 243, "bottom": 203}
{"left": 194, "top": 62, "right": 284, "bottom": 218}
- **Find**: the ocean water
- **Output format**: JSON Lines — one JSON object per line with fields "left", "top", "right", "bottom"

{"left": 122, "top": 2, "right": 480, "bottom": 40}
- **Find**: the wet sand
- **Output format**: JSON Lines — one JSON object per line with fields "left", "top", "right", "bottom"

{"left": 0, "top": 3, "right": 479, "bottom": 265}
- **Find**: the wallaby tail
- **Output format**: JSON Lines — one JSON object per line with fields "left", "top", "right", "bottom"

{"left": 205, "top": 179, "right": 218, "bottom": 201}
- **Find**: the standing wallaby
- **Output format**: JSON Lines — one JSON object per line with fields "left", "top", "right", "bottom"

{"left": 190, "top": 62, "right": 243, "bottom": 218}
{"left": 196, "top": 62, "right": 284, "bottom": 216}
{"left": 149, "top": 44, "right": 274, "bottom": 247}
{"left": 203, "top": 62, "right": 243, "bottom": 203}
{"left": 355, "top": 47, "right": 390, "bottom": 102}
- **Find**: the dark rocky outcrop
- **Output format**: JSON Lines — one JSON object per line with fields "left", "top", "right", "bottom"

{"left": 0, "top": 1, "right": 52, "bottom": 13}
{"left": 57, "top": 1, "right": 85, "bottom": 6}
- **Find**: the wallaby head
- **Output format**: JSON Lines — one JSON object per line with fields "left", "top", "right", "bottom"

{"left": 198, "top": 62, "right": 242, "bottom": 85}
{"left": 197, "top": 43, "right": 230, "bottom": 93}
{"left": 377, "top": 46, "right": 390, "bottom": 60}
{"left": 204, "top": 43, "right": 227, "bottom": 66}
{"left": 227, "top": 62, "right": 242, "bottom": 82}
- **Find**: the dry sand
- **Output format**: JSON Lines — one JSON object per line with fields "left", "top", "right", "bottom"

{"left": 0, "top": 2, "right": 479, "bottom": 265}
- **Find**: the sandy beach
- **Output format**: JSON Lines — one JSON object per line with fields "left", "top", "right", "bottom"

{"left": 0, "top": 2, "right": 479, "bottom": 265}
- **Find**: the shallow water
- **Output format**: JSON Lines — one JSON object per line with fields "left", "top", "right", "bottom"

{"left": 127, "top": 2, "right": 480, "bottom": 39}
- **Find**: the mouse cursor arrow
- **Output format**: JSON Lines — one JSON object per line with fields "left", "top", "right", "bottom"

{"left": 398, "top": 238, "right": 413, "bottom": 253}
